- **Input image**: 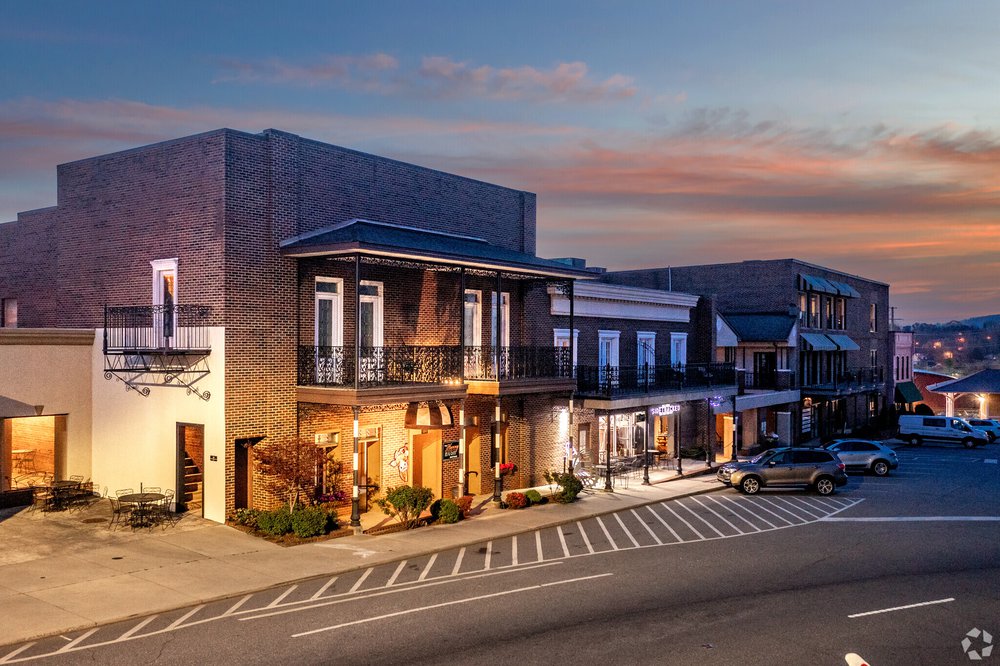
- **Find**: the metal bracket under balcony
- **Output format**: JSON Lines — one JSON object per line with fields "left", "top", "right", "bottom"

{"left": 103, "top": 305, "right": 212, "bottom": 401}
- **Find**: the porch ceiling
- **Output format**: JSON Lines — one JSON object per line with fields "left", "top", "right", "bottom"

{"left": 297, "top": 383, "right": 469, "bottom": 406}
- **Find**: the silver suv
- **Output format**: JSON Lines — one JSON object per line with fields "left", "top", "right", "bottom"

{"left": 717, "top": 447, "right": 848, "bottom": 496}
{"left": 824, "top": 439, "right": 898, "bottom": 476}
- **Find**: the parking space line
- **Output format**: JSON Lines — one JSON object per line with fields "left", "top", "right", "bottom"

{"left": 677, "top": 499, "right": 726, "bottom": 537}
{"left": 691, "top": 495, "right": 750, "bottom": 534}
{"left": 536, "top": 530, "right": 544, "bottom": 562}
{"left": 117, "top": 615, "right": 158, "bottom": 641}
{"left": 756, "top": 497, "right": 806, "bottom": 523}
{"left": 417, "top": 555, "right": 436, "bottom": 582}
{"left": 743, "top": 497, "right": 794, "bottom": 525}
{"left": 800, "top": 497, "right": 839, "bottom": 513}
{"left": 0, "top": 642, "right": 36, "bottom": 664}
{"left": 646, "top": 505, "right": 683, "bottom": 542}
{"left": 630, "top": 508, "right": 663, "bottom": 545}
{"left": 385, "top": 561, "right": 407, "bottom": 587}
{"left": 595, "top": 516, "right": 621, "bottom": 550}
{"left": 511, "top": 536, "right": 518, "bottom": 566}
{"left": 710, "top": 496, "right": 766, "bottom": 530}
{"left": 165, "top": 605, "right": 204, "bottom": 631}
{"left": 613, "top": 513, "right": 641, "bottom": 547}
{"left": 350, "top": 568, "right": 373, "bottom": 593}
{"left": 484, "top": 542, "right": 493, "bottom": 571}
{"left": 267, "top": 586, "right": 299, "bottom": 607}
{"left": 310, "top": 577, "right": 338, "bottom": 600}
{"left": 452, "top": 548, "right": 465, "bottom": 575}
{"left": 662, "top": 502, "right": 706, "bottom": 539}
{"left": 223, "top": 594, "right": 253, "bottom": 615}
{"left": 577, "top": 520, "right": 596, "bottom": 553}
{"left": 771, "top": 496, "right": 823, "bottom": 519}
{"left": 556, "top": 527, "right": 571, "bottom": 558}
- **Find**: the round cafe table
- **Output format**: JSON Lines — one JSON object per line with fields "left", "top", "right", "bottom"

{"left": 118, "top": 492, "right": 165, "bottom": 527}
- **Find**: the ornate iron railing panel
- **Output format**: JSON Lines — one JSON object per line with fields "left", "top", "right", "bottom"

{"left": 576, "top": 362, "right": 736, "bottom": 397}
{"left": 464, "top": 346, "right": 573, "bottom": 381}
{"left": 739, "top": 370, "right": 797, "bottom": 392}
{"left": 104, "top": 305, "right": 211, "bottom": 353}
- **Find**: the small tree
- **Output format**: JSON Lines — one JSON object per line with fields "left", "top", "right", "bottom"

{"left": 254, "top": 436, "right": 325, "bottom": 512}
{"left": 375, "top": 485, "right": 434, "bottom": 529}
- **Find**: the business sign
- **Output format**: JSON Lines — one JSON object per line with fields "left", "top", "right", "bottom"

{"left": 442, "top": 440, "right": 460, "bottom": 461}
{"left": 656, "top": 404, "right": 681, "bottom": 416}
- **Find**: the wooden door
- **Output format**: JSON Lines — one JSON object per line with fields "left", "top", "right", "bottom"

{"left": 410, "top": 432, "right": 442, "bottom": 499}
{"left": 465, "top": 427, "right": 482, "bottom": 495}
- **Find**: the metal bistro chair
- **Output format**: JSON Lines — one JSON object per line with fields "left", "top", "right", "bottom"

{"left": 108, "top": 497, "right": 132, "bottom": 531}
{"left": 116, "top": 488, "right": 134, "bottom": 498}
{"left": 155, "top": 490, "right": 177, "bottom": 528}
{"left": 29, "top": 485, "right": 54, "bottom": 513}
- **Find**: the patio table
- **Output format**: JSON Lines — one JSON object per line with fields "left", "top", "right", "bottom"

{"left": 118, "top": 492, "right": 165, "bottom": 528}
{"left": 46, "top": 480, "right": 81, "bottom": 511}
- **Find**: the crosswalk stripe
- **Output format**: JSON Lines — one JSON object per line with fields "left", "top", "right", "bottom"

{"left": 350, "top": 568, "right": 373, "bottom": 593}
{"left": 418, "top": 555, "right": 436, "bottom": 582}
{"left": 757, "top": 497, "right": 806, "bottom": 523}
{"left": 386, "top": 561, "right": 407, "bottom": 587}
{"left": 662, "top": 501, "right": 705, "bottom": 539}
{"left": 691, "top": 496, "right": 749, "bottom": 534}
{"left": 646, "top": 505, "right": 683, "bottom": 542}
{"left": 557, "top": 527, "right": 571, "bottom": 558}
{"left": 707, "top": 496, "right": 764, "bottom": 531}
{"left": 630, "top": 508, "right": 663, "bottom": 545}
{"left": 677, "top": 499, "right": 726, "bottom": 537}
{"left": 595, "top": 516, "right": 621, "bottom": 550}
{"left": 452, "top": 548, "right": 465, "bottom": 575}
{"left": 577, "top": 520, "right": 596, "bottom": 554}
{"left": 613, "top": 513, "right": 641, "bottom": 548}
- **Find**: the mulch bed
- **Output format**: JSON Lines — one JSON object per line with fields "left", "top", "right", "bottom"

{"left": 226, "top": 522, "right": 355, "bottom": 547}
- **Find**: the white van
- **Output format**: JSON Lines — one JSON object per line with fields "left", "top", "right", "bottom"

{"left": 897, "top": 415, "right": 990, "bottom": 448}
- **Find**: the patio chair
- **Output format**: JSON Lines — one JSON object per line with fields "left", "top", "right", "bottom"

{"left": 69, "top": 475, "right": 85, "bottom": 483}
{"left": 155, "top": 490, "right": 177, "bottom": 527}
{"left": 143, "top": 486, "right": 161, "bottom": 494}
{"left": 108, "top": 497, "right": 132, "bottom": 530}
{"left": 115, "top": 488, "right": 134, "bottom": 498}
{"left": 29, "top": 485, "right": 54, "bottom": 512}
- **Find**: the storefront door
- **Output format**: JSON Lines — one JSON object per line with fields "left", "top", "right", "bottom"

{"left": 410, "top": 432, "right": 442, "bottom": 500}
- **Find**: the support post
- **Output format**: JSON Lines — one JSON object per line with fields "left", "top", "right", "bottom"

{"left": 642, "top": 405, "right": 651, "bottom": 485}
{"left": 458, "top": 399, "right": 467, "bottom": 497}
{"left": 459, "top": 267, "right": 466, "bottom": 382}
{"left": 493, "top": 398, "right": 503, "bottom": 502}
{"left": 731, "top": 395, "right": 739, "bottom": 462}
{"left": 354, "top": 254, "right": 361, "bottom": 391}
{"left": 604, "top": 411, "right": 613, "bottom": 492}
{"left": 350, "top": 405, "right": 361, "bottom": 528}
{"left": 676, "top": 408, "right": 683, "bottom": 475}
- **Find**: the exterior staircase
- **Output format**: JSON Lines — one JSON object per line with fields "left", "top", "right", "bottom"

{"left": 181, "top": 455, "right": 203, "bottom": 514}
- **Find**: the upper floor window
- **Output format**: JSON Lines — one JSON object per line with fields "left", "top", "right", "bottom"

{"left": 637, "top": 332, "right": 656, "bottom": 367}
{"left": 823, "top": 296, "right": 834, "bottom": 329}
{"left": 315, "top": 278, "right": 343, "bottom": 348}
{"left": 1, "top": 298, "right": 16, "bottom": 328}
{"left": 151, "top": 258, "right": 178, "bottom": 345}
{"left": 553, "top": 328, "right": 579, "bottom": 370}
{"left": 835, "top": 298, "right": 846, "bottom": 330}
{"left": 870, "top": 349, "right": 878, "bottom": 367}
{"left": 869, "top": 303, "right": 878, "bottom": 332}
{"left": 808, "top": 294, "right": 820, "bottom": 328}
{"left": 670, "top": 332, "right": 688, "bottom": 367}
{"left": 464, "top": 290, "right": 482, "bottom": 347}
{"left": 598, "top": 330, "right": 620, "bottom": 368}
{"left": 490, "top": 292, "right": 510, "bottom": 348}
{"left": 798, "top": 292, "right": 807, "bottom": 322}
{"left": 359, "top": 281, "right": 384, "bottom": 348}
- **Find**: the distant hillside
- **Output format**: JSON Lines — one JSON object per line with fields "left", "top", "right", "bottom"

{"left": 961, "top": 314, "right": 1000, "bottom": 328}
{"left": 912, "top": 314, "right": 1000, "bottom": 330}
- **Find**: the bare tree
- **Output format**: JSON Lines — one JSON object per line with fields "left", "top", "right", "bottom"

{"left": 254, "top": 435, "right": 325, "bottom": 512}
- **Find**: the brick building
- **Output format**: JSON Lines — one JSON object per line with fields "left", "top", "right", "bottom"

{"left": 603, "top": 259, "right": 893, "bottom": 442}
{"left": 0, "top": 128, "right": 593, "bottom": 522}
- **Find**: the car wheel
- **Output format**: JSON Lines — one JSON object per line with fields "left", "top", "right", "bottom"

{"left": 740, "top": 476, "right": 761, "bottom": 495}
{"left": 962, "top": 438, "right": 976, "bottom": 449}
{"left": 815, "top": 476, "right": 836, "bottom": 495}
{"left": 909, "top": 435, "right": 922, "bottom": 446}
{"left": 872, "top": 460, "right": 889, "bottom": 476}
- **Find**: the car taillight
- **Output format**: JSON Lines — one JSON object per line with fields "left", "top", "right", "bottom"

{"left": 837, "top": 463, "right": 845, "bottom": 470}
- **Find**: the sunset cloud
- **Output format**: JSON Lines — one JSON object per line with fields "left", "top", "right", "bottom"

{"left": 214, "top": 53, "right": 637, "bottom": 103}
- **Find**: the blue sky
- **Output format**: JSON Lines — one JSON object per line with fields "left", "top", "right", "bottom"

{"left": 2, "top": 1, "right": 998, "bottom": 322}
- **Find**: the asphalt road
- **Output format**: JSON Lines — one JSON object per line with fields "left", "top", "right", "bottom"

{"left": 4, "top": 442, "right": 998, "bottom": 665}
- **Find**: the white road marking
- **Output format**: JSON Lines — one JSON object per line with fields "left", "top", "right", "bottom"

{"left": 484, "top": 541, "right": 493, "bottom": 571}
{"left": 613, "top": 512, "right": 641, "bottom": 547}
{"left": 349, "top": 568, "right": 373, "bottom": 593}
{"left": 662, "top": 501, "right": 706, "bottom": 539}
{"left": 511, "top": 536, "right": 518, "bottom": 566}
{"left": 744, "top": 497, "right": 794, "bottom": 525}
{"left": 313, "top": 542, "right": 378, "bottom": 558}
{"left": 267, "top": 585, "right": 298, "bottom": 607}
{"left": 677, "top": 499, "right": 726, "bottom": 537}
{"left": 117, "top": 615, "right": 158, "bottom": 640}
{"left": 844, "top": 652, "right": 871, "bottom": 666}
{"left": 758, "top": 497, "right": 808, "bottom": 522}
{"left": 385, "top": 561, "right": 407, "bottom": 587}
{"left": 577, "top": 520, "right": 596, "bottom": 553}
{"left": 451, "top": 547, "right": 465, "bottom": 575}
{"left": 222, "top": 594, "right": 253, "bottom": 615}
{"left": 535, "top": 530, "right": 544, "bottom": 562}
{"left": 595, "top": 515, "right": 620, "bottom": 550}
{"left": 0, "top": 643, "right": 36, "bottom": 664}
{"left": 165, "top": 605, "right": 204, "bottom": 631}
{"left": 417, "top": 555, "right": 436, "bottom": 582}
{"left": 825, "top": 516, "right": 1000, "bottom": 522}
{"left": 709, "top": 496, "right": 766, "bottom": 530}
{"left": 311, "top": 577, "right": 338, "bottom": 599}
{"left": 54, "top": 629, "right": 97, "bottom": 653}
{"left": 848, "top": 597, "right": 954, "bottom": 618}
{"left": 772, "top": 496, "right": 823, "bottom": 520}
{"left": 630, "top": 508, "right": 663, "bottom": 545}
{"left": 646, "top": 504, "right": 682, "bottom": 542}
{"left": 691, "top": 495, "right": 749, "bottom": 534}
{"left": 556, "top": 527, "right": 571, "bottom": 558}
{"left": 985, "top": 459, "right": 997, "bottom": 464}
{"left": 291, "top": 573, "right": 614, "bottom": 637}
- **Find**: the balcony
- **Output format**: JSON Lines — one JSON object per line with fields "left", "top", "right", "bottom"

{"left": 738, "top": 370, "right": 798, "bottom": 393}
{"left": 298, "top": 345, "right": 572, "bottom": 388}
{"left": 576, "top": 363, "right": 736, "bottom": 398}
{"left": 802, "top": 367, "right": 885, "bottom": 394}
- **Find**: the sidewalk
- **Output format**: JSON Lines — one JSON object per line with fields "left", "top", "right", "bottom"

{"left": 0, "top": 462, "right": 721, "bottom": 647}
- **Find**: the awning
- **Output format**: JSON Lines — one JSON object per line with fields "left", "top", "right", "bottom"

{"left": 800, "top": 274, "right": 839, "bottom": 294}
{"left": 894, "top": 381, "right": 923, "bottom": 404}
{"left": 826, "top": 334, "right": 860, "bottom": 351}
{"left": 828, "top": 280, "right": 860, "bottom": 298}
{"left": 0, "top": 395, "right": 42, "bottom": 418}
{"left": 801, "top": 332, "right": 838, "bottom": 351}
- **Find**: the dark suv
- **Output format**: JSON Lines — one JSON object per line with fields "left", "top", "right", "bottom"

{"left": 717, "top": 447, "right": 848, "bottom": 496}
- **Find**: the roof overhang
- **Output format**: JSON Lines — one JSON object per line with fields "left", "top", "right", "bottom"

{"left": 549, "top": 282, "right": 699, "bottom": 322}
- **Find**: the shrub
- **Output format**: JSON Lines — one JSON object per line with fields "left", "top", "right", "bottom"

{"left": 524, "top": 489, "right": 543, "bottom": 506}
{"left": 291, "top": 506, "right": 328, "bottom": 538}
{"left": 505, "top": 492, "right": 528, "bottom": 509}
{"left": 230, "top": 508, "right": 262, "bottom": 528}
{"left": 454, "top": 495, "right": 474, "bottom": 517}
{"left": 257, "top": 508, "right": 293, "bottom": 536}
{"left": 543, "top": 471, "right": 584, "bottom": 504}
{"left": 437, "top": 499, "right": 462, "bottom": 524}
{"left": 375, "top": 485, "right": 434, "bottom": 529}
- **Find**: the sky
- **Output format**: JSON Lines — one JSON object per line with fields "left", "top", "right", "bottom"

{"left": 1, "top": 1, "right": 998, "bottom": 324}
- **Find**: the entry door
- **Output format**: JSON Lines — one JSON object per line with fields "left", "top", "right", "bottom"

{"left": 465, "top": 427, "right": 482, "bottom": 494}
{"left": 753, "top": 352, "right": 777, "bottom": 388}
{"left": 410, "top": 432, "right": 442, "bottom": 500}
{"left": 176, "top": 423, "right": 205, "bottom": 516}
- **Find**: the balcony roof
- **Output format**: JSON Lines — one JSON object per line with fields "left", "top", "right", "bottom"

{"left": 280, "top": 219, "right": 594, "bottom": 278}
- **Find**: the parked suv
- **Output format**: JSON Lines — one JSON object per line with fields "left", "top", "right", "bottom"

{"left": 717, "top": 447, "right": 848, "bottom": 496}
{"left": 966, "top": 419, "right": 1000, "bottom": 442}
{"left": 897, "top": 415, "right": 989, "bottom": 448}
{"left": 824, "top": 439, "right": 898, "bottom": 476}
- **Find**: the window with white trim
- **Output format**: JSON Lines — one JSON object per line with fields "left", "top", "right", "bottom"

{"left": 637, "top": 331, "right": 656, "bottom": 367}
{"left": 670, "top": 332, "right": 688, "bottom": 367}
{"left": 490, "top": 291, "right": 509, "bottom": 348}
{"left": 553, "top": 328, "right": 579, "bottom": 369}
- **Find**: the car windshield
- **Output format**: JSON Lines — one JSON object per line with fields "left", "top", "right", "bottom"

{"left": 750, "top": 451, "right": 775, "bottom": 464}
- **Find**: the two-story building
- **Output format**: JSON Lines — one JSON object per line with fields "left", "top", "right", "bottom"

{"left": 0, "top": 128, "right": 592, "bottom": 522}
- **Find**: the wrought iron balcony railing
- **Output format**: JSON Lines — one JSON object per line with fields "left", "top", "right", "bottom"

{"left": 802, "top": 366, "right": 885, "bottom": 392}
{"left": 103, "top": 305, "right": 211, "bottom": 353}
{"left": 738, "top": 369, "right": 798, "bottom": 392}
{"left": 576, "top": 363, "right": 736, "bottom": 397}
{"left": 298, "top": 345, "right": 574, "bottom": 387}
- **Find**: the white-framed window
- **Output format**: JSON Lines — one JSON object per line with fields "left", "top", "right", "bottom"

{"left": 869, "top": 303, "right": 878, "bottom": 332}
{"left": 490, "top": 291, "right": 510, "bottom": 348}
{"left": 314, "top": 277, "right": 344, "bottom": 383}
{"left": 598, "top": 330, "right": 620, "bottom": 387}
{"left": 670, "top": 332, "right": 688, "bottom": 367}
{"left": 150, "top": 258, "right": 178, "bottom": 346}
{"left": 464, "top": 290, "right": 482, "bottom": 347}
{"left": 554, "top": 328, "right": 579, "bottom": 374}
{"left": 1, "top": 298, "right": 16, "bottom": 328}
{"left": 359, "top": 281, "right": 384, "bottom": 348}
{"left": 637, "top": 332, "right": 656, "bottom": 367}
{"left": 313, "top": 432, "right": 341, "bottom": 497}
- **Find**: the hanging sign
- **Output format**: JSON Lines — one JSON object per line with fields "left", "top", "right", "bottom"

{"left": 442, "top": 440, "right": 460, "bottom": 461}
